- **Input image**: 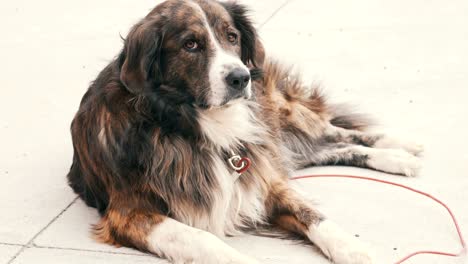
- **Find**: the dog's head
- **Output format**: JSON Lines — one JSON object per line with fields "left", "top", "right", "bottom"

{"left": 119, "top": 0, "right": 264, "bottom": 108}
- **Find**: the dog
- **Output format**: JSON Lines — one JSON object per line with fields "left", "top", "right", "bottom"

{"left": 67, "top": 0, "right": 423, "bottom": 263}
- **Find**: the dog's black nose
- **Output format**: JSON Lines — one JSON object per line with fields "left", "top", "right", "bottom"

{"left": 225, "top": 68, "right": 250, "bottom": 90}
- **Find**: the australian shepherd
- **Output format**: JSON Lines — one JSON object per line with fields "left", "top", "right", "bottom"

{"left": 67, "top": 0, "right": 423, "bottom": 263}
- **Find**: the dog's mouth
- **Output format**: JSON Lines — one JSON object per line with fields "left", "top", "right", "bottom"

{"left": 221, "top": 90, "right": 250, "bottom": 106}
{"left": 199, "top": 95, "right": 249, "bottom": 110}
{"left": 197, "top": 87, "right": 251, "bottom": 110}
{"left": 222, "top": 86, "right": 254, "bottom": 107}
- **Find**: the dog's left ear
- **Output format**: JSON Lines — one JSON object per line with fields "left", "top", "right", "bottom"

{"left": 222, "top": 2, "right": 265, "bottom": 68}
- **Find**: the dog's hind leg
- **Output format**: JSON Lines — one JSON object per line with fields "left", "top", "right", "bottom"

{"left": 281, "top": 124, "right": 422, "bottom": 176}
{"left": 324, "top": 125, "right": 424, "bottom": 156}
{"left": 308, "top": 142, "right": 422, "bottom": 177}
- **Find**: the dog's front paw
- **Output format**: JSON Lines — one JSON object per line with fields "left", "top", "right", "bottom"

{"left": 368, "top": 148, "right": 422, "bottom": 177}
{"left": 308, "top": 220, "right": 376, "bottom": 264}
{"left": 326, "top": 244, "right": 375, "bottom": 264}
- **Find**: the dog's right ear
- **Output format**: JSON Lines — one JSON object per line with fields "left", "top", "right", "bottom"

{"left": 119, "top": 22, "right": 163, "bottom": 94}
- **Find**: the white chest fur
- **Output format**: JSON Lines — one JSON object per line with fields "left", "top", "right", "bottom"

{"left": 193, "top": 101, "right": 267, "bottom": 236}
{"left": 198, "top": 100, "right": 266, "bottom": 150}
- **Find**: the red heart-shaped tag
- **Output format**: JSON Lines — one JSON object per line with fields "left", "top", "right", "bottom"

{"left": 235, "top": 157, "right": 251, "bottom": 174}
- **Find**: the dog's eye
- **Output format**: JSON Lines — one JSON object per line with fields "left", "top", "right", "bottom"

{"left": 227, "top": 33, "right": 238, "bottom": 44}
{"left": 184, "top": 40, "right": 198, "bottom": 51}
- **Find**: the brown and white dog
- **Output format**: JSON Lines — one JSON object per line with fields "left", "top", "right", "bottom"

{"left": 67, "top": 0, "right": 423, "bottom": 263}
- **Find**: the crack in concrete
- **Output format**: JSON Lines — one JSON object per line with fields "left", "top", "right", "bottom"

{"left": 259, "top": 0, "right": 292, "bottom": 29}
{"left": 32, "top": 245, "right": 149, "bottom": 257}
{"left": 0, "top": 243, "right": 23, "bottom": 247}
{"left": 7, "top": 196, "right": 79, "bottom": 264}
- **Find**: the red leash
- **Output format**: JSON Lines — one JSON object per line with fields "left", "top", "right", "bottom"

{"left": 290, "top": 174, "right": 467, "bottom": 263}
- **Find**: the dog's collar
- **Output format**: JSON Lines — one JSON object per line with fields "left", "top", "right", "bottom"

{"left": 227, "top": 150, "right": 251, "bottom": 178}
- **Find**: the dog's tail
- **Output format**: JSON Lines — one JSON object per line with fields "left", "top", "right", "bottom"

{"left": 328, "top": 103, "right": 374, "bottom": 131}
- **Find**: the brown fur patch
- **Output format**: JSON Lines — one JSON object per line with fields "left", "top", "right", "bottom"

{"left": 274, "top": 215, "right": 308, "bottom": 237}
{"left": 94, "top": 207, "right": 165, "bottom": 251}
